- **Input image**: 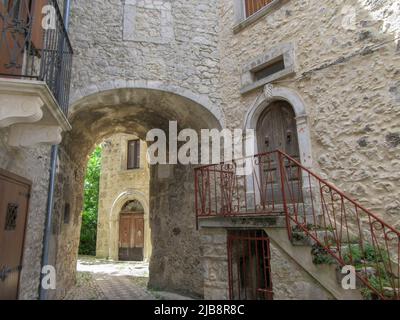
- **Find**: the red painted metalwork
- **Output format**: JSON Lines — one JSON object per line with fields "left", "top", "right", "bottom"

{"left": 227, "top": 230, "right": 273, "bottom": 300}
{"left": 195, "top": 150, "right": 400, "bottom": 300}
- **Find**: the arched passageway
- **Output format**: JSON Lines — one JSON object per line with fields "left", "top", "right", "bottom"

{"left": 49, "top": 87, "right": 223, "bottom": 299}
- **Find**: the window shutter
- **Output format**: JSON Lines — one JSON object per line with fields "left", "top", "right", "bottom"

{"left": 135, "top": 140, "right": 140, "bottom": 169}
{"left": 31, "top": 0, "right": 47, "bottom": 51}
{"left": 127, "top": 140, "right": 140, "bottom": 169}
{"left": 245, "top": 0, "right": 274, "bottom": 18}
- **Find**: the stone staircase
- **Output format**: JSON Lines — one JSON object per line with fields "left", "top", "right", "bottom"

{"left": 195, "top": 150, "right": 400, "bottom": 300}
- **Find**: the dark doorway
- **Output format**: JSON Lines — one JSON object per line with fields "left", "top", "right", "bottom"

{"left": 228, "top": 230, "right": 273, "bottom": 300}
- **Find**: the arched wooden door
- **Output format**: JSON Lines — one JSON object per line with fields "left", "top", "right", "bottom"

{"left": 256, "top": 101, "right": 300, "bottom": 203}
{"left": 257, "top": 101, "right": 299, "bottom": 157}
{"left": 118, "top": 200, "right": 144, "bottom": 261}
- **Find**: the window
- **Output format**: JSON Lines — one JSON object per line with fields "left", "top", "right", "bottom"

{"left": 245, "top": 0, "right": 275, "bottom": 18}
{"left": 253, "top": 56, "right": 285, "bottom": 82}
{"left": 127, "top": 140, "right": 140, "bottom": 169}
{"left": 233, "top": 0, "right": 283, "bottom": 33}
{"left": 240, "top": 43, "right": 295, "bottom": 94}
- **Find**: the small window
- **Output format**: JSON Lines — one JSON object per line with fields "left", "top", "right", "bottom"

{"left": 127, "top": 140, "right": 140, "bottom": 170}
{"left": 253, "top": 56, "right": 285, "bottom": 82}
{"left": 245, "top": 0, "right": 275, "bottom": 18}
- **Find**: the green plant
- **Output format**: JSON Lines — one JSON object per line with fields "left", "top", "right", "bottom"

{"left": 343, "top": 243, "right": 389, "bottom": 265}
{"left": 292, "top": 232, "right": 306, "bottom": 242}
{"left": 78, "top": 146, "right": 102, "bottom": 256}
{"left": 311, "top": 244, "right": 336, "bottom": 265}
{"left": 361, "top": 274, "right": 394, "bottom": 300}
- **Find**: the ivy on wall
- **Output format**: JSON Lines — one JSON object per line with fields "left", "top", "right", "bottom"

{"left": 78, "top": 145, "right": 102, "bottom": 256}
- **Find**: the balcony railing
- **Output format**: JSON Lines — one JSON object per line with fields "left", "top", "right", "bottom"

{"left": 195, "top": 150, "right": 400, "bottom": 300}
{"left": 0, "top": 0, "right": 73, "bottom": 115}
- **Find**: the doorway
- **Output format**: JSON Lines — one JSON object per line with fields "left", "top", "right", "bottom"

{"left": 118, "top": 200, "right": 145, "bottom": 261}
{"left": 228, "top": 230, "right": 273, "bottom": 300}
{"left": 256, "top": 101, "right": 301, "bottom": 203}
{"left": 0, "top": 169, "right": 31, "bottom": 300}
{"left": 257, "top": 100, "right": 299, "bottom": 157}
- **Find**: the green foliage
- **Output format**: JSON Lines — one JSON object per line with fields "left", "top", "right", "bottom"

{"left": 343, "top": 243, "right": 389, "bottom": 266}
{"left": 78, "top": 146, "right": 102, "bottom": 256}
{"left": 311, "top": 244, "right": 336, "bottom": 265}
{"left": 361, "top": 274, "right": 393, "bottom": 300}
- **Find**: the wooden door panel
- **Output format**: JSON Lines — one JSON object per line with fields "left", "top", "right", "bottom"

{"left": 256, "top": 101, "right": 301, "bottom": 204}
{"left": 0, "top": 171, "right": 30, "bottom": 300}
{"left": 134, "top": 218, "right": 144, "bottom": 248}
{"left": 118, "top": 213, "right": 144, "bottom": 261}
{"left": 0, "top": 1, "right": 25, "bottom": 76}
{"left": 119, "top": 215, "right": 131, "bottom": 248}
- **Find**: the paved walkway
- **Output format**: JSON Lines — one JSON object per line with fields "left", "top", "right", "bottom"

{"left": 64, "top": 256, "right": 155, "bottom": 300}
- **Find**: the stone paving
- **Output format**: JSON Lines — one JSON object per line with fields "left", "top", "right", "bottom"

{"left": 63, "top": 256, "right": 155, "bottom": 300}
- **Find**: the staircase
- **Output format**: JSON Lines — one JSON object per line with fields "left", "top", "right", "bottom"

{"left": 195, "top": 150, "right": 400, "bottom": 300}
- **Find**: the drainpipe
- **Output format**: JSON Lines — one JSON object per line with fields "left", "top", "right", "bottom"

{"left": 39, "top": 0, "right": 71, "bottom": 301}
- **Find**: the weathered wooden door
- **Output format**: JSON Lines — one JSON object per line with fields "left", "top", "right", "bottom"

{"left": 0, "top": 0, "right": 45, "bottom": 77}
{"left": 0, "top": 170, "right": 31, "bottom": 300}
{"left": 119, "top": 213, "right": 144, "bottom": 261}
{"left": 256, "top": 101, "right": 300, "bottom": 203}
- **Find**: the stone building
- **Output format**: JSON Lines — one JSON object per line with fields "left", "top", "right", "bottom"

{"left": 0, "top": 0, "right": 399, "bottom": 300}
{"left": 96, "top": 134, "right": 151, "bottom": 262}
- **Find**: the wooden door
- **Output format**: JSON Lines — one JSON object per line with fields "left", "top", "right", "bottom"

{"left": 0, "top": 0, "right": 45, "bottom": 77}
{"left": 0, "top": 0, "right": 32, "bottom": 77}
{"left": 0, "top": 170, "right": 31, "bottom": 300}
{"left": 119, "top": 213, "right": 144, "bottom": 261}
{"left": 256, "top": 101, "right": 300, "bottom": 204}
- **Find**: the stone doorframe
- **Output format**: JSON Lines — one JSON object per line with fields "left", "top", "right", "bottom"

{"left": 243, "top": 84, "right": 313, "bottom": 169}
{"left": 108, "top": 189, "right": 151, "bottom": 262}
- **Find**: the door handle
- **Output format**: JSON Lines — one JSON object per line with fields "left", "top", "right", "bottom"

{"left": 0, "top": 265, "right": 22, "bottom": 282}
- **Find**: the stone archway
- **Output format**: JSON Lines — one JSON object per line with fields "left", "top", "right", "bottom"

{"left": 50, "top": 85, "right": 224, "bottom": 299}
{"left": 243, "top": 84, "right": 313, "bottom": 168}
{"left": 108, "top": 190, "right": 151, "bottom": 262}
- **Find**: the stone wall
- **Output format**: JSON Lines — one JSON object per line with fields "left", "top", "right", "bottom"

{"left": 269, "top": 243, "right": 333, "bottom": 300}
{"left": 0, "top": 129, "right": 51, "bottom": 299}
{"left": 68, "top": 0, "right": 222, "bottom": 110}
{"left": 96, "top": 133, "right": 151, "bottom": 261}
{"left": 201, "top": 228, "right": 229, "bottom": 300}
{"left": 218, "top": 0, "right": 400, "bottom": 228}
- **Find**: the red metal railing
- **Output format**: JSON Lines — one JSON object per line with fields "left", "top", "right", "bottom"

{"left": 195, "top": 150, "right": 400, "bottom": 300}
{"left": 245, "top": 0, "right": 275, "bottom": 18}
